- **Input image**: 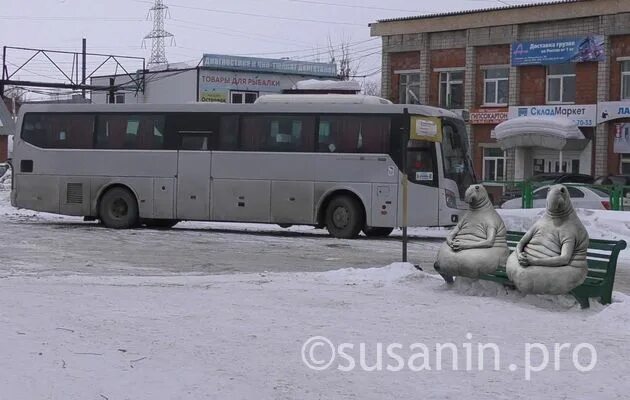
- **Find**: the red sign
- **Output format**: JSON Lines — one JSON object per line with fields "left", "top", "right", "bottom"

{"left": 470, "top": 108, "right": 509, "bottom": 125}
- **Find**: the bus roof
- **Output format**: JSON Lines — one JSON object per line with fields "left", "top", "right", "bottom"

{"left": 17, "top": 101, "right": 461, "bottom": 119}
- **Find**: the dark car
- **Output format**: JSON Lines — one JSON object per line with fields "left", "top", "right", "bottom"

{"left": 528, "top": 173, "right": 595, "bottom": 185}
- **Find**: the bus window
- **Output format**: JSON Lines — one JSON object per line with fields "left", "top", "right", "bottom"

{"left": 166, "top": 113, "right": 218, "bottom": 151}
{"left": 96, "top": 114, "right": 166, "bottom": 150}
{"left": 317, "top": 116, "right": 390, "bottom": 153}
{"left": 22, "top": 113, "right": 94, "bottom": 149}
{"left": 441, "top": 119, "right": 476, "bottom": 197}
{"left": 407, "top": 141, "right": 438, "bottom": 187}
{"left": 240, "top": 115, "right": 315, "bottom": 152}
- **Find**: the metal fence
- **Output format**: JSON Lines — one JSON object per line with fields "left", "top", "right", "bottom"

{"left": 482, "top": 181, "right": 630, "bottom": 211}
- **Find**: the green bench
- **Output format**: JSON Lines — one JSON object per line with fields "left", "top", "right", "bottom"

{"left": 478, "top": 231, "right": 627, "bottom": 309}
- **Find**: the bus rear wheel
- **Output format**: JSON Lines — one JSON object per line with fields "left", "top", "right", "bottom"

{"left": 363, "top": 227, "right": 394, "bottom": 237}
{"left": 99, "top": 187, "right": 139, "bottom": 229}
{"left": 324, "top": 195, "right": 364, "bottom": 239}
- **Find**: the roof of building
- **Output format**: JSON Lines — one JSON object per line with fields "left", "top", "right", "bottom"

{"left": 374, "top": 0, "right": 587, "bottom": 24}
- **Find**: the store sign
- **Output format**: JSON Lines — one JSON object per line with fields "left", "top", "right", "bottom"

{"left": 598, "top": 101, "right": 630, "bottom": 123}
{"left": 201, "top": 54, "right": 337, "bottom": 77}
{"left": 469, "top": 108, "right": 509, "bottom": 125}
{"left": 511, "top": 36, "right": 605, "bottom": 66}
{"left": 198, "top": 70, "right": 288, "bottom": 102}
{"left": 613, "top": 123, "right": 630, "bottom": 153}
{"left": 410, "top": 116, "right": 442, "bottom": 142}
{"left": 508, "top": 105, "right": 597, "bottom": 127}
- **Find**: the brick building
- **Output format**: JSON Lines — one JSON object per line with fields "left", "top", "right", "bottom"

{"left": 370, "top": 0, "right": 630, "bottom": 198}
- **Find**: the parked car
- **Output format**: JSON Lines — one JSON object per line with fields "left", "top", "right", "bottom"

{"left": 499, "top": 173, "right": 595, "bottom": 205}
{"left": 0, "top": 163, "right": 8, "bottom": 178}
{"left": 501, "top": 184, "right": 611, "bottom": 210}
{"left": 527, "top": 173, "right": 595, "bottom": 185}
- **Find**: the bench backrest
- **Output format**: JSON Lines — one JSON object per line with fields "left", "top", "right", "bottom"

{"left": 506, "top": 231, "right": 627, "bottom": 291}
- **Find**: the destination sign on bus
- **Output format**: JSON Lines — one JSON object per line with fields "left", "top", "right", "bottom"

{"left": 410, "top": 116, "right": 442, "bottom": 142}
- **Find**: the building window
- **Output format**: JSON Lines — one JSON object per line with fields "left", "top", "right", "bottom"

{"left": 546, "top": 64, "right": 575, "bottom": 104}
{"left": 622, "top": 61, "right": 630, "bottom": 100}
{"left": 231, "top": 91, "right": 258, "bottom": 104}
{"left": 398, "top": 73, "right": 421, "bottom": 104}
{"left": 482, "top": 147, "right": 506, "bottom": 182}
{"left": 621, "top": 154, "right": 630, "bottom": 174}
{"left": 439, "top": 70, "right": 464, "bottom": 109}
{"left": 483, "top": 68, "right": 509, "bottom": 106}
{"left": 107, "top": 93, "right": 125, "bottom": 104}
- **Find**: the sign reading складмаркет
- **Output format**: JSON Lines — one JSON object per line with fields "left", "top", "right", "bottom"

{"left": 508, "top": 105, "right": 597, "bottom": 127}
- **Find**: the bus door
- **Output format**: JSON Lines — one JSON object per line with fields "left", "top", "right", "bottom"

{"left": 176, "top": 133, "right": 213, "bottom": 221}
{"left": 405, "top": 140, "right": 439, "bottom": 226}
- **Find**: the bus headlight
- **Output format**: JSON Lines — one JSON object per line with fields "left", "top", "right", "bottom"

{"left": 445, "top": 189, "right": 457, "bottom": 209}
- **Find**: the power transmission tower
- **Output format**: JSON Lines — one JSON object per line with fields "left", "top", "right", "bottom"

{"left": 143, "top": 0, "right": 175, "bottom": 67}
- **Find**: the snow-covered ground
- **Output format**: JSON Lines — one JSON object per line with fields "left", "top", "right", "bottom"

{"left": 2, "top": 173, "right": 630, "bottom": 398}
{"left": 1, "top": 264, "right": 630, "bottom": 399}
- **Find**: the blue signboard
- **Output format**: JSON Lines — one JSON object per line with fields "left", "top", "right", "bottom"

{"left": 202, "top": 54, "right": 337, "bottom": 77}
{"left": 511, "top": 36, "right": 605, "bottom": 66}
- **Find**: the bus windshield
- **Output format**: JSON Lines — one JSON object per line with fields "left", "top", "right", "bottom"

{"left": 441, "top": 118, "right": 476, "bottom": 198}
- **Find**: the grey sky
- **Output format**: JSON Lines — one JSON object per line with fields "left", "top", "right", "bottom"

{"left": 1, "top": 0, "right": 552, "bottom": 97}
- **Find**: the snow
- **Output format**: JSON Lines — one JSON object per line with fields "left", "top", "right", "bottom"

{"left": 499, "top": 207, "right": 630, "bottom": 251}
{"left": 293, "top": 79, "right": 361, "bottom": 91}
{"left": 1, "top": 179, "right": 630, "bottom": 398}
{"left": 1, "top": 264, "right": 630, "bottom": 399}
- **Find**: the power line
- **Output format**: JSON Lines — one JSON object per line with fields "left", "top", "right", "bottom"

{"left": 0, "top": 15, "right": 143, "bottom": 22}
{"left": 131, "top": 0, "right": 364, "bottom": 26}
{"left": 285, "top": 0, "right": 424, "bottom": 13}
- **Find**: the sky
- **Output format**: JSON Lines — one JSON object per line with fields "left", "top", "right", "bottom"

{"left": 0, "top": 0, "right": 556, "bottom": 99}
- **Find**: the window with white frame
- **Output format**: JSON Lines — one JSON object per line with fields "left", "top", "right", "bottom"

{"left": 483, "top": 147, "right": 506, "bottom": 182}
{"left": 622, "top": 154, "right": 630, "bottom": 175}
{"left": 439, "top": 70, "right": 464, "bottom": 109}
{"left": 622, "top": 61, "right": 630, "bottom": 100}
{"left": 546, "top": 64, "right": 576, "bottom": 104}
{"left": 483, "top": 68, "right": 509, "bottom": 106}
{"left": 398, "top": 73, "right": 421, "bottom": 104}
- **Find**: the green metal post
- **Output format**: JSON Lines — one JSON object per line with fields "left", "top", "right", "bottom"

{"left": 521, "top": 181, "right": 533, "bottom": 209}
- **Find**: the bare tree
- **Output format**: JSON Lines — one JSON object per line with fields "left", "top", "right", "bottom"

{"left": 361, "top": 80, "right": 381, "bottom": 97}
{"left": 327, "top": 35, "right": 360, "bottom": 81}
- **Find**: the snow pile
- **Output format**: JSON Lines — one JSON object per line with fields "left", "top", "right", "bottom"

{"left": 317, "top": 262, "right": 432, "bottom": 285}
{"left": 499, "top": 207, "right": 630, "bottom": 243}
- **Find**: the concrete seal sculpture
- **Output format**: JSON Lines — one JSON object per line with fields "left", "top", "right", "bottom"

{"left": 434, "top": 184, "right": 509, "bottom": 281}
{"left": 506, "top": 184, "right": 589, "bottom": 295}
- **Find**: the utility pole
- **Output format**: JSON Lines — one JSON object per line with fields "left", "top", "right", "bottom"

{"left": 81, "top": 38, "right": 87, "bottom": 99}
{"left": 143, "top": 0, "right": 175, "bottom": 67}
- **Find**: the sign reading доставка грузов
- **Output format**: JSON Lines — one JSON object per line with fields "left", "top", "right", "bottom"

{"left": 511, "top": 36, "right": 605, "bottom": 66}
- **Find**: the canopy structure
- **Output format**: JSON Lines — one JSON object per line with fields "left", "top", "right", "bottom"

{"left": 494, "top": 116, "right": 585, "bottom": 151}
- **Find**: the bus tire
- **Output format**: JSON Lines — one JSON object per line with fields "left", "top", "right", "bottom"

{"left": 325, "top": 195, "right": 364, "bottom": 239}
{"left": 99, "top": 187, "right": 139, "bottom": 229}
{"left": 363, "top": 227, "right": 394, "bottom": 237}
{"left": 144, "top": 219, "right": 179, "bottom": 229}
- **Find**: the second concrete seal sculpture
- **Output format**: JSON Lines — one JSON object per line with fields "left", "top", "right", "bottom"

{"left": 506, "top": 184, "right": 589, "bottom": 295}
{"left": 434, "top": 184, "right": 509, "bottom": 281}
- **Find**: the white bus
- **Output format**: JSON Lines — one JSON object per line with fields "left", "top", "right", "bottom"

{"left": 9, "top": 95, "right": 475, "bottom": 238}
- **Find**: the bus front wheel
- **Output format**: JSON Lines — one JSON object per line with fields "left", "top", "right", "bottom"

{"left": 362, "top": 227, "right": 394, "bottom": 237}
{"left": 99, "top": 187, "right": 139, "bottom": 229}
{"left": 324, "top": 195, "right": 364, "bottom": 239}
